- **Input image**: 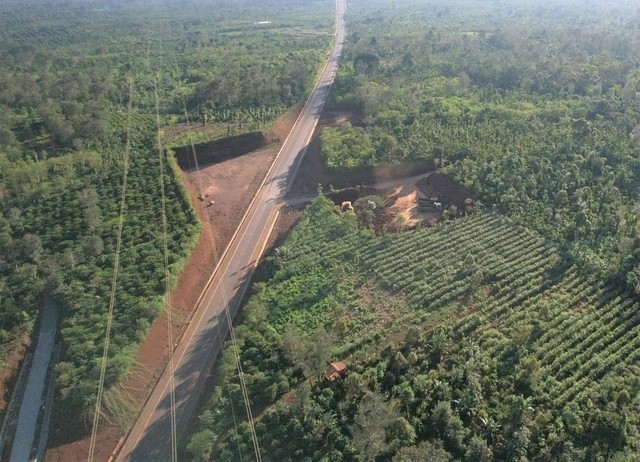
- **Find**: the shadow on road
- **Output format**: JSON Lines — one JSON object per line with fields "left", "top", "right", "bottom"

{"left": 127, "top": 271, "right": 252, "bottom": 462}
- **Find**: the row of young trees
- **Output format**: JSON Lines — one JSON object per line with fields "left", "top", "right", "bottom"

{"left": 187, "top": 197, "right": 639, "bottom": 460}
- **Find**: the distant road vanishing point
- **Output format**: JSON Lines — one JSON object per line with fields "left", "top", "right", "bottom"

{"left": 116, "top": 0, "right": 346, "bottom": 459}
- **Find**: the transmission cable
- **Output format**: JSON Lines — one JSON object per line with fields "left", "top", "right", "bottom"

{"left": 152, "top": 29, "right": 181, "bottom": 462}
{"left": 151, "top": 25, "right": 259, "bottom": 460}
{"left": 170, "top": 52, "right": 263, "bottom": 462}
{"left": 154, "top": 72, "right": 179, "bottom": 462}
{"left": 88, "top": 78, "right": 133, "bottom": 462}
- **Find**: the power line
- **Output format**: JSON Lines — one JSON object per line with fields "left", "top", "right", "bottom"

{"left": 152, "top": 28, "right": 180, "bottom": 462}
{"left": 224, "top": 305, "right": 263, "bottom": 462}
{"left": 227, "top": 386, "right": 245, "bottom": 462}
{"left": 154, "top": 72, "right": 178, "bottom": 462}
{"left": 88, "top": 78, "right": 133, "bottom": 462}
{"left": 153, "top": 28, "right": 259, "bottom": 460}
{"left": 170, "top": 54, "right": 262, "bottom": 462}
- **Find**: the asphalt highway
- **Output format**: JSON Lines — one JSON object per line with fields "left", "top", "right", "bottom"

{"left": 116, "top": 0, "right": 345, "bottom": 459}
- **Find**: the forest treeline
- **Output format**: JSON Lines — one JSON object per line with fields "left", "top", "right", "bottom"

{"left": 321, "top": 0, "right": 640, "bottom": 295}
{"left": 0, "top": 0, "right": 332, "bottom": 433}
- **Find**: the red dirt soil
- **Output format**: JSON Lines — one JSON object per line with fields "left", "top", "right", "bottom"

{"left": 0, "top": 332, "right": 31, "bottom": 418}
{"left": 44, "top": 109, "right": 299, "bottom": 462}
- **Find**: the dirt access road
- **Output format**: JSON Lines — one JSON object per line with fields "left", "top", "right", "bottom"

{"left": 116, "top": 0, "right": 346, "bottom": 460}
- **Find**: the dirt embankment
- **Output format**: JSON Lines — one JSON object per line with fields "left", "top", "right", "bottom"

{"left": 288, "top": 110, "right": 476, "bottom": 231}
{"left": 0, "top": 333, "right": 30, "bottom": 426}
{"left": 416, "top": 172, "right": 475, "bottom": 211}
{"left": 173, "top": 132, "right": 267, "bottom": 171}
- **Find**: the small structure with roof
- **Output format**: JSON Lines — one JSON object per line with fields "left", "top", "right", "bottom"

{"left": 341, "top": 201, "right": 353, "bottom": 212}
{"left": 324, "top": 361, "right": 347, "bottom": 382}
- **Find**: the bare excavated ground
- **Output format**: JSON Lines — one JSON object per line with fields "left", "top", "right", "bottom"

{"left": 188, "top": 146, "right": 278, "bottom": 256}
{"left": 44, "top": 110, "right": 298, "bottom": 462}
{"left": 385, "top": 181, "right": 441, "bottom": 229}
{"left": 287, "top": 107, "right": 471, "bottom": 232}
{"left": 0, "top": 332, "right": 30, "bottom": 421}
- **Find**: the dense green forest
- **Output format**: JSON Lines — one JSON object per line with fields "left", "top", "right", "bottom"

{"left": 0, "top": 0, "right": 333, "bottom": 430}
{"left": 187, "top": 197, "right": 639, "bottom": 461}
{"left": 322, "top": 0, "right": 640, "bottom": 294}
